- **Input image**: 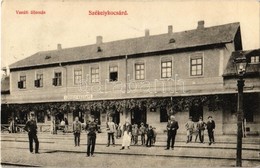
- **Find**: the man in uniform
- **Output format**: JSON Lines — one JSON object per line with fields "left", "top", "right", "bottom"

{"left": 85, "top": 115, "right": 98, "bottom": 157}
{"left": 165, "top": 115, "right": 179, "bottom": 150}
{"left": 24, "top": 112, "right": 39, "bottom": 154}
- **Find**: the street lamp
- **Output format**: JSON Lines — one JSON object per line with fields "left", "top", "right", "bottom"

{"left": 233, "top": 55, "right": 248, "bottom": 167}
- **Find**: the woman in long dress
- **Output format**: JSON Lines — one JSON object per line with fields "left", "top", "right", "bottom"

{"left": 120, "top": 121, "right": 132, "bottom": 150}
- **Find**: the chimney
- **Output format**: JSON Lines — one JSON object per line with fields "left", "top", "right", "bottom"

{"left": 57, "top": 44, "right": 62, "bottom": 50}
{"left": 168, "top": 25, "right": 173, "bottom": 34}
{"left": 145, "top": 29, "right": 150, "bottom": 37}
{"left": 197, "top": 20, "right": 205, "bottom": 29}
{"left": 96, "top": 36, "right": 103, "bottom": 45}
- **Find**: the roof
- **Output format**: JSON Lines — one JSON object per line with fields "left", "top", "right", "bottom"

{"left": 223, "top": 49, "right": 260, "bottom": 77}
{"left": 9, "top": 22, "right": 240, "bottom": 69}
{"left": 1, "top": 76, "right": 10, "bottom": 94}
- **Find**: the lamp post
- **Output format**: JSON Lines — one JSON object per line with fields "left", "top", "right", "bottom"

{"left": 234, "top": 55, "right": 248, "bottom": 167}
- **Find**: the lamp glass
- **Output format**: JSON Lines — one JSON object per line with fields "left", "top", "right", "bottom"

{"left": 234, "top": 57, "right": 248, "bottom": 75}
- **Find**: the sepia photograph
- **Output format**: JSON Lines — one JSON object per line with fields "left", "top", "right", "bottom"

{"left": 1, "top": 0, "right": 260, "bottom": 167}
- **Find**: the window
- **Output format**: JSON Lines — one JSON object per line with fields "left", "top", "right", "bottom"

{"left": 251, "top": 56, "right": 259, "bottom": 63}
{"left": 135, "top": 63, "right": 145, "bottom": 80}
{"left": 109, "top": 66, "right": 118, "bottom": 82}
{"left": 190, "top": 57, "right": 203, "bottom": 76}
{"left": 161, "top": 61, "right": 172, "bottom": 78}
{"left": 74, "top": 69, "right": 82, "bottom": 85}
{"left": 37, "top": 111, "right": 45, "bottom": 123}
{"left": 35, "top": 74, "right": 43, "bottom": 87}
{"left": 18, "top": 76, "right": 26, "bottom": 89}
{"left": 53, "top": 72, "right": 62, "bottom": 86}
{"left": 91, "top": 67, "right": 99, "bottom": 83}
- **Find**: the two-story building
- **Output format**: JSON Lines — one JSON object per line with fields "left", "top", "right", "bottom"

{"left": 2, "top": 21, "right": 259, "bottom": 134}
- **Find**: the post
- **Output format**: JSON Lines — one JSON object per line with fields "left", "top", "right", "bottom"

{"left": 236, "top": 76, "right": 244, "bottom": 167}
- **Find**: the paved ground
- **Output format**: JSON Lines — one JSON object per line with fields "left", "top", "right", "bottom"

{"left": 1, "top": 132, "right": 260, "bottom": 167}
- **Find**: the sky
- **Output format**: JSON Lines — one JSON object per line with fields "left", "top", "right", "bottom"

{"left": 1, "top": 0, "right": 260, "bottom": 71}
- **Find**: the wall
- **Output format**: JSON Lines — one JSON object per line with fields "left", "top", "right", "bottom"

{"left": 9, "top": 47, "right": 226, "bottom": 104}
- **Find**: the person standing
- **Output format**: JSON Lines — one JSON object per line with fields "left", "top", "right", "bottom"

{"left": 206, "top": 116, "right": 215, "bottom": 145}
{"left": 24, "top": 112, "right": 39, "bottom": 154}
{"left": 85, "top": 115, "right": 98, "bottom": 157}
{"left": 64, "top": 117, "right": 69, "bottom": 133}
{"left": 146, "top": 126, "right": 154, "bottom": 147}
{"left": 185, "top": 116, "right": 194, "bottom": 143}
{"left": 139, "top": 122, "right": 146, "bottom": 146}
{"left": 120, "top": 120, "right": 132, "bottom": 150}
{"left": 60, "top": 119, "right": 65, "bottom": 134}
{"left": 197, "top": 117, "right": 206, "bottom": 143}
{"left": 106, "top": 117, "right": 116, "bottom": 147}
{"left": 165, "top": 115, "right": 179, "bottom": 150}
{"left": 131, "top": 124, "right": 139, "bottom": 145}
{"left": 73, "top": 117, "right": 82, "bottom": 147}
{"left": 116, "top": 123, "right": 122, "bottom": 139}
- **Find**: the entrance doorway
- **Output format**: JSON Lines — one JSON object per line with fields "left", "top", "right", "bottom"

{"left": 189, "top": 104, "right": 203, "bottom": 122}
{"left": 131, "top": 106, "right": 147, "bottom": 125}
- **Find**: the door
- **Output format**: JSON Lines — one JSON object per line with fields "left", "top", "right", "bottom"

{"left": 131, "top": 106, "right": 147, "bottom": 125}
{"left": 189, "top": 104, "right": 203, "bottom": 122}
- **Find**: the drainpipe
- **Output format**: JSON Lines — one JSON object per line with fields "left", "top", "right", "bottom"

{"left": 124, "top": 55, "right": 128, "bottom": 121}
{"left": 125, "top": 55, "right": 128, "bottom": 94}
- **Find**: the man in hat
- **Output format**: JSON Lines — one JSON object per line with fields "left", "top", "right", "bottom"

{"left": 24, "top": 112, "right": 39, "bottom": 154}
{"left": 85, "top": 115, "right": 98, "bottom": 157}
{"left": 185, "top": 116, "right": 194, "bottom": 143}
{"left": 165, "top": 115, "right": 179, "bottom": 150}
{"left": 206, "top": 116, "right": 215, "bottom": 145}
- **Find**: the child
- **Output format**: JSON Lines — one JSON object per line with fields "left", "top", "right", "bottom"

{"left": 146, "top": 125, "right": 154, "bottom": 147}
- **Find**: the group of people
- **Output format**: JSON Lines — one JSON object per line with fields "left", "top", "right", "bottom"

{"left": 51, "top": 117, "right": 69, "bottom": 134}
{"left": 104, "top": 117, "right": 157, "bottom": 149}
{"left": 185, "top": 116, "right": 216, "bottom": 145}
{"left": 72, "top": 116, "right": 98, "bottom": 157}
{"left": 119, "top": 121, "right": 157, "bottom": 149}
{"left": 23, "top": 111, "right": 215, "bottom": 157}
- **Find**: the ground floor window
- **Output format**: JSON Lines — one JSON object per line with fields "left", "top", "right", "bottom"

{"left": 37, "top": 111, "right": 45, "bottom": 123}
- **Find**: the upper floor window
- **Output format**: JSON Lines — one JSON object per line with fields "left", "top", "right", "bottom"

{"left": 161, "top": 61, "right": 172, "bottom": 78}
{"left": 135, "top": 63, "right": 145, "bottom": 80}
{"left": 74, "top": 69, "right": 82, "bottom": 85}
{"left": 251, "top": 56, "right": 259, "bottom": 63}
{"left": 190, "top": 55, "right": 203, "bottom": 76}
{"left": 53, "top": 72, "right": 62, "bottom": 86}
{"left": 35, "top": 74, "right": 43, "bottom": 88}
{"left": 109, "top": 66, "right": 118, "bottom": 82}
{"left": 18, "top": 76, "right": 26, "bottom": 89}
{"left": 91, "top": 67, "right": 99, "bottom": 83}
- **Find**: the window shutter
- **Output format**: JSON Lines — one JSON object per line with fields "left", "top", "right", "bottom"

{"left": 18, "top": 81, "right": 21, "bottom": 88}
{"left": 18, "top": 81, "right": 23, "bottom": 89}
{"left": 35, "top": 79, "right": 40, "bottom": 87}
{"left": 52, "top": 78, "right": 57, "bottom": 86}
